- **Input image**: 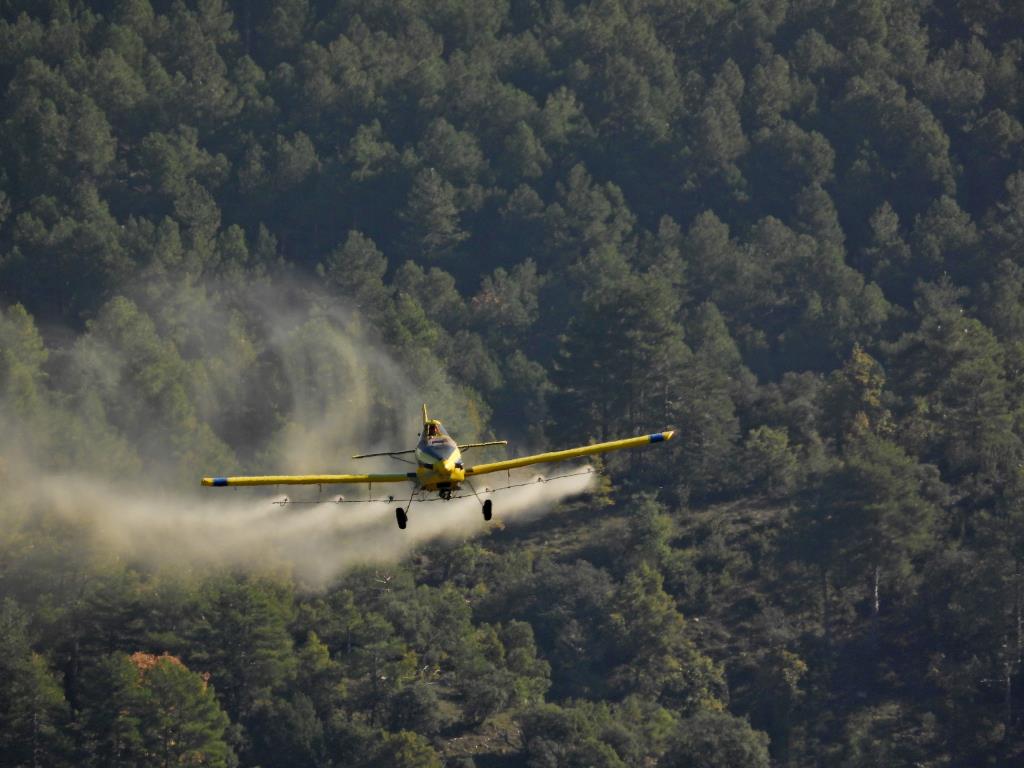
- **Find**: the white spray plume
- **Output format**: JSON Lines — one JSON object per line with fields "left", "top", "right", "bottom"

{"left": 0, "top": 281, "right": 593, "bottom": 587}
{"left": 6, "top": 467, "right": 594, "bottom": 586}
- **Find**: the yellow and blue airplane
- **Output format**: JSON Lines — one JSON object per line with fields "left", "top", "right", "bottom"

{"left": 203, "top": 405, "right": 676, "bottom": 529}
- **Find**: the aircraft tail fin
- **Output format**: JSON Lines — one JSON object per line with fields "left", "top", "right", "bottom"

{"left": 422, "top": 403, "right": 429, "bottom": 425}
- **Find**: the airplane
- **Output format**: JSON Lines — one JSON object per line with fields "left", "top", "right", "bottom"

{"left": 202, "top": 405, "right": 676, "bottom": 529}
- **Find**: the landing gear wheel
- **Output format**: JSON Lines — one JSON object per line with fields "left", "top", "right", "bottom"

{"left": 396, "top": 508, "right": 407, "bottom": 529}
{"left": 482, "top": 499, "right": 492, "bottom": 522}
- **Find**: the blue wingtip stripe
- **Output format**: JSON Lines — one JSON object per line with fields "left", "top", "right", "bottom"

{"left": 648, "top": 433, "right": 665, "bottom": 443}
{"left": 213, "top": 477, "right": 229, "bottom": 486}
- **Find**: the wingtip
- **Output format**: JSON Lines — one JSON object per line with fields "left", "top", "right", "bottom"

{"left": 665, "top": 430, "right": 677, "bottom": 441}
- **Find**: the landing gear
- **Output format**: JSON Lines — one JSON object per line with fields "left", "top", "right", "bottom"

{"left": 463, "top": 479, "right": 492, "bottom": 522}
{"left": 396, "top": 488, "right": 416, "bottom": 529}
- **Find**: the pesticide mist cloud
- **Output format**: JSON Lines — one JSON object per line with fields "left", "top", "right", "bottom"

{"left": 1, "top": 281, "right": 592, "bottom": 587}
{"left": 11, "top": 467, "right": 594, "bottom": 586}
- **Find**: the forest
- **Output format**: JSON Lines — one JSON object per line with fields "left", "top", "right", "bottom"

{"left": 2, "top": 0, "right": 1024, "bottom": 765}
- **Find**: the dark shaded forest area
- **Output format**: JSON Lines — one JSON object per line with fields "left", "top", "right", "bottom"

{"left": 2, "top": 0, "right": 1024, "bottom": 765}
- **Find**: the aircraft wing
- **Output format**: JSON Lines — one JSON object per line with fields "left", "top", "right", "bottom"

{"left": 202, "top": 472, "right": 414, "bottom": 487}
{"left": 464, "top": 431, "right": 676, "bottom": 477}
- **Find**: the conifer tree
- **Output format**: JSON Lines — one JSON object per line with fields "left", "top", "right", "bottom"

{"left": 0, "top": 600, "right": 71, "bottom": 768}
{"left": 609, "top": 565, "right": 726, "bottom": 713}
{"left": 400, "top": 168, "right": 467, "bottom": 262}
{"left": 130, "top": 653, "right": 233, "bottom": 768}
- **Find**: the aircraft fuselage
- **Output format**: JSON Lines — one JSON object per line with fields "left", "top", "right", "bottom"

{"left": 415, "top": 423, "right": 465, "bottom": 497}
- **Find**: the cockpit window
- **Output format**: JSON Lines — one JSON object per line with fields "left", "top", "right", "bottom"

{"left": 421, "top": 438, "right": 457, "bottom": 463}
{"left": 425, "top": 422, "right": 449, "bottom": 437}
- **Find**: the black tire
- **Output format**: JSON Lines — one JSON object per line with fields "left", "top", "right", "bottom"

{"left": 482, "top": 499, "right": 492, "bottom": 521}
{"left": 396, "top": 508, "right": 407, "bottom": 529}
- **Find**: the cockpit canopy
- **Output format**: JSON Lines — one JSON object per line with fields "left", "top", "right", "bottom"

{"left": 420, "top": 420, "right": 457, "bottom": 463}
{"left": 424, "top": 420, "right": 449, "bottom": 438}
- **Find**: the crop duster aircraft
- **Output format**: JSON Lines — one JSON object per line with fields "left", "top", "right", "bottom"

{"left": 202, "top": 405, "right": 676, "bottom": 529}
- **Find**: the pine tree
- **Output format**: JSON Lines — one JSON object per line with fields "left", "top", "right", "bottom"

{"left": 400, "top": 168, "right": 467, "bottom": 261}
{"left": 888, "top": 280, "right": 1020, "bottom": 492}
{"left": 552, "top": 248, "right": 688, "bottom": 461}
{"left": 663, "top": 710, "right": 770, "bottom": 768}
{"left": 189, "top": 575, "right": 297, "bottom": 721}
{"left": 78, "top": 654, "right": 147, "bottom": 767}
{"left": 0, "top": 303, "right": 48, "bottom": 420}
{"left": 790, "top": 433, "right": 939, "bottom": 623}
{"left": 0, "top": 599, "right": 71, "bottom": 768}
{"left": 322, "top": 230, "right": 390, "bottom": 314}
{"left": 130, "top": 653, "right": 233, "bottom": 768}
{"left": 609, "top": 565, "right": 726, "bottom": 713}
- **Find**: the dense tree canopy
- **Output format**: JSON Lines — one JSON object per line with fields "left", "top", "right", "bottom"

{"left": 3, "top": 0, "right": 1024, "bottom": 765}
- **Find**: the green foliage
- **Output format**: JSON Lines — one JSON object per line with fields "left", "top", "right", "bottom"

{"left": 189, "top": 574, "right": 297, "bottom": 721}
{"left": 68, "top": 295, "right": 235, "bottom": 478}
{"left": 0, "top": 303, "right": 47, "bottom": 418}
{"left": 78, "top": 654, "right": 147, "bottom": 768}
{"left": 501, "top": 620, "right": 551, "bottom": 705}
{"left": 663, "top": 710, "right": 770, "bottom": 768}
{"left": 621, "top": 493, "right": 673, "bottom": 571}
{"left": 839, "top": 702, "right": 944, "bottom": 768}
{"left": 401, "top": 168, "right": 468, "bottom": 262}
{"left": 453, "top": 642, "right": 514, "bottom": 723}
{"left": 791, "top": 431, "right": 940, "bottom": 620}
{"left": 740, "top": 648, "right": 808, "bottom": 762}
{"left": 0, "top": 600, "right": 71, "bottom": 768}
{"left": 552, "top": 246, "right": 688, "bottom": 465}
{"left": 888, "top": 279, "right": 1020, "bottom": 488}
{"left": 822, "top": 343, "right": 893, "bottom": 445}
{"left": 132, "top": 655, "right": 233, "bottom": 767}
{"left": 322, "top": 230, "right": 390, "bottom": 314}
{"left": 741, "top": 425, "right": 799, "bottom": 497}
{"left": 674, "top": 303, "right": 744, "bottom": 496}
{"left": 609, "top": 565, "right": 726, "bottom": 713}
{"left": 372, "top": 730, "right": 442, "bottom": 768}
{"left": 2, "top": 1, "right": 1024, "bottom": 764}
{"left": 388, "top": 682, "right": 445, "bottom": 735}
